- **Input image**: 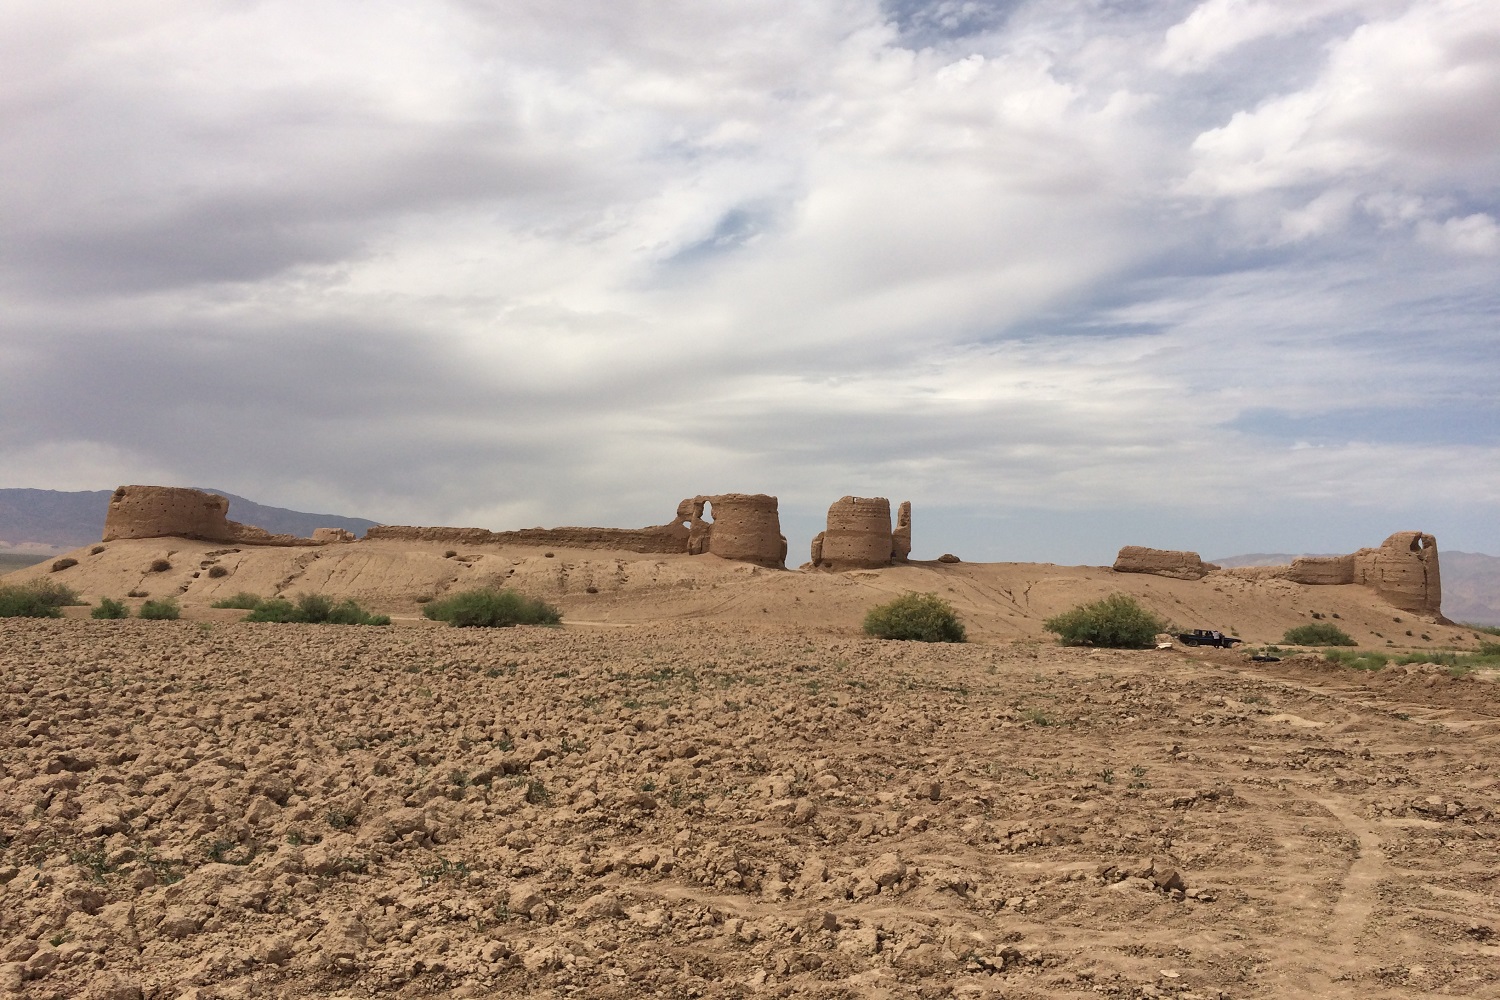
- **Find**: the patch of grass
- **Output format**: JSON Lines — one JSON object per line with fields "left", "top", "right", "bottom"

{"left": 423, "top": 588, "right": 562, "bottom": 628}
{"left": 50, "top": 557, "right": 78, "bottom": 572}
{"left": 204, "top": 839, "right": 257, "bottom": 865}
{"left": 138, "top": 597, "right": 181, "bottom": 620}
{"left": 1283, "top": 623, "right": 1356, "bottom": 646}
{"left": 212, "top": 592, "right": 265, "bottom": 610}
{"left": 91, "top": 597, "right": 131, "bottom": 620}
{"left": 1021, "top": 708, "right": 1053, "bottom": 727}
{"left": 863, "top": 592, "right": 966, "bottom": 642}
{"left": 0, "top": 579, "right": 83, "bottom": 618}
{"left": 1044, "top": 593, "right": 1167, "bottom": 649}
{"left": 524, "top": 778, "right": 551, "bottom": 805}
{"left": 1323, "top": 649, "right": 1390, "bottom": 671}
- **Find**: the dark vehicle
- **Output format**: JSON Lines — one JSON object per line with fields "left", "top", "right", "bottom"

{"left": 1176, "top": 629, "right": 1242, "bottom": 648}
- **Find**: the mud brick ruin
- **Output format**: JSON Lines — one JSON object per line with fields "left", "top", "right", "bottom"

{"left": 1114, "top": 531, "right": 1443, "bottom": 616}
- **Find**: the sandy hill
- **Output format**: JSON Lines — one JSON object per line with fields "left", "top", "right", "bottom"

{"left": 6, "top": 535, "right": 1484, "bottom": 650}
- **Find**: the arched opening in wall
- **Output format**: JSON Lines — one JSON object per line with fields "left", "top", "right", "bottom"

{"left": 1412, "top": 536, "right": 1432, "bottom": 551}
{"left": 702, "top": 501, "right": 715, "bottom": 524}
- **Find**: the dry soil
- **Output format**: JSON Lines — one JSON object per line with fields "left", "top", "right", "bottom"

{"left": 2, "top": 600, "right": 1498, "bottom": 999}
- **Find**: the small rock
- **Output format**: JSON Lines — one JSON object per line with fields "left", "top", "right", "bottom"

{"left": 865, "top": 852, "right": 907, "bottom": 889}
{"left": 1152, "top": 868, "right": 1187, "bottom": 893}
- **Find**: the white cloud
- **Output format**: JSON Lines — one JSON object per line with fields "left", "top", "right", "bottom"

{"left": 1185, "top": 0, "right": 1500, "bottom": 196}
{"left": 1156, "top": 0, "right": 1369, "bottom": 74}
{"left": 1418, "top": 212, "right": 1500, "bottom": 254}
{"left": 0, "top": 0, "right": 1496, "bottom": 560}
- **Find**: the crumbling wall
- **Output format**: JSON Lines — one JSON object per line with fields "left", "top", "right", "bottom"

{"left": 102, "top": 485, "right": 335, "bottom": 546}
{"left": 1284, "top": 555, "right": 1356, "bottom": 586}
{"left": 1353, "top": 531, "right": 1442, "bottom": 615}
{"left": 812, "top": 496, "right": 909, "bottom": 570}
{"left": 892, "top": 501, "right": 912, "bottom": 562}
{"left": 1112, "top": 546, "right": 1218, "bottom": 581}
{"left": 103, "top": 486, "right": 234, "bottom": 542}
{"left": 365, "top": 523, "right": 688, "bottom": 553}
{"left": 1129, "top": 531, "right": 1443, "bottom": 617}
{"left": 368, "top": 493, "right": 786, "bottom": 568}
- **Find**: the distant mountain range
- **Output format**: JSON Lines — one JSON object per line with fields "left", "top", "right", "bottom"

{"left": 0, "top": 488, "right": 380, "bottom": 554}
{"left": 1213, "top": 550, "right": 1500, "bottom": 627}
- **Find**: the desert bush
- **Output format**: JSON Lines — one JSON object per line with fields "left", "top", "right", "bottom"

{"left": 1044, "top": 593, "right": 1168, "bottom": 649}
{"left": 243, "top": 592, "right": 389, "bottom": 626}
{"left": 207, "top": 565, "right": 229, "bottom": 578}
{"left": 243, "top": 598, "right": 297, "bottom": 623}
{"left": 51, "top": 558, "right": 78, "bottom": 572}
{"left": 423, "top": 588, "right": 562, "bottom": 628}
{"left": 138, "top": 597, "right": 180, "bottom": 621}
{"left": 1282, "top": 622, "right": 1356, "bottom": 646}
{"left": 91, "top": 598, "right": 131, "bottom": 620}
{"left": 0, "top": 579, "right": 83, "bottom": 618}
{"left": 90, "top": 545, "right": 106, "bottom": 555}
{"left": 862, "top": 592, "right": 966, "bottom": 642}
{"left": 148, "top": 558, "right": 172, "bottom": 573}
{"left": 211, "top": 592, "right": 264, "bottom": 610}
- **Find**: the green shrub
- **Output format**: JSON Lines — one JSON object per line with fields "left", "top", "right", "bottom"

{"left": 1044, "top": 593, "right": 1168, "bottom": 649}
{"left": 862, "top": 592, "right": 966, "bottom": 642}
{"left": 51, "top": 558, "right": 78, "bottom": 572}
{"left": 1323, "top": 648, "right": 1389, "bottom": 670}
{"left": 243, "top": 598, "right": 297, "bottom": 622}
{"left": 423, "top": 588, "right": 562, "bottom": 628}
{"left": 211, "top": 592, "right": 264, "bottom": 610}
{"left": 91, "top": 598, "right": 131, "bottom": 620}
{"left": 1282, "top": 622, "right": 1356, "bottom": 646}
{"left": 138, "top": 597, "right": 180, "bottom": 621}
{"left": 0, "top": 578, "right": 86, "bottom": 618}
{"left": 0, "top": 579, "right": 80, "bottom": 618}
{"left": 243, "top": 592, "right": 389, "bottom": 626}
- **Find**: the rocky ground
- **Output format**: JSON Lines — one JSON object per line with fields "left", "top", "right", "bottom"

{"left": 2, "top": 617, "right": 1498, "bottom": 999}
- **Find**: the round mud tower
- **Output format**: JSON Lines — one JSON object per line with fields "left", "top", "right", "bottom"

{"left": 818, "top": 496, "right": 894, "bottom": 570}
{"left": 1354, "top": 531, "right": 1441, "bottom": 615}
{"left": 701, "top": 494, "right": 786, "bottom": 569}
{"left": 102, "top": 486, "right": 234, "bottom": 543}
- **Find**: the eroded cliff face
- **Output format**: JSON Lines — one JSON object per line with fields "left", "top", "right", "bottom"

{"left": 101, "top": 486, "right": 319, "bottom": 546}
{"left": 1112, "top": 546, "right": 1218, "bottom": 581}
{"left": 811, "top": 496, "right": 911, "bottom": 570}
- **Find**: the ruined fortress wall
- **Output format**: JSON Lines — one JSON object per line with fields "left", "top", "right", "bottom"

{"left": 365, "top": 524, "right": 689, "bottom": 554}
{"left": 818, "top": 496, "right": 894, "bottom": 570}
{"left": 103, "top": 486, "right": 235, "bottom": 543}
{"left": 695, "top": 494, "right": 786, "bottom": 569}
{"left": 892, "top": 501, "right": 912, "bottom": 562}
{"left": 1112, "top": 546, "right": 1218, "bottom": 581}
{"left": 101, "top": 486, "right": 326, "bottom": 546}
{"left": 1285, "top": 555, "right": 1356, "bottom": 586}
{"left": 1353, "top": 531, "right": 1441, "bottom": 614}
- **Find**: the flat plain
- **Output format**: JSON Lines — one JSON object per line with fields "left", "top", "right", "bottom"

{"left": 1, "top": 542, "right": 1498, "bottom": 999}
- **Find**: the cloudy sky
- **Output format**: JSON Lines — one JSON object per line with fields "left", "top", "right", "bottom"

{"left": 3, "top": 0, "right": 1497, "bottom": 563}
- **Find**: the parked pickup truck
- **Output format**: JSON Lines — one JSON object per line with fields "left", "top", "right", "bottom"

{"left": 1176, "top": 629, "right": 1242, "bottom": 648}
